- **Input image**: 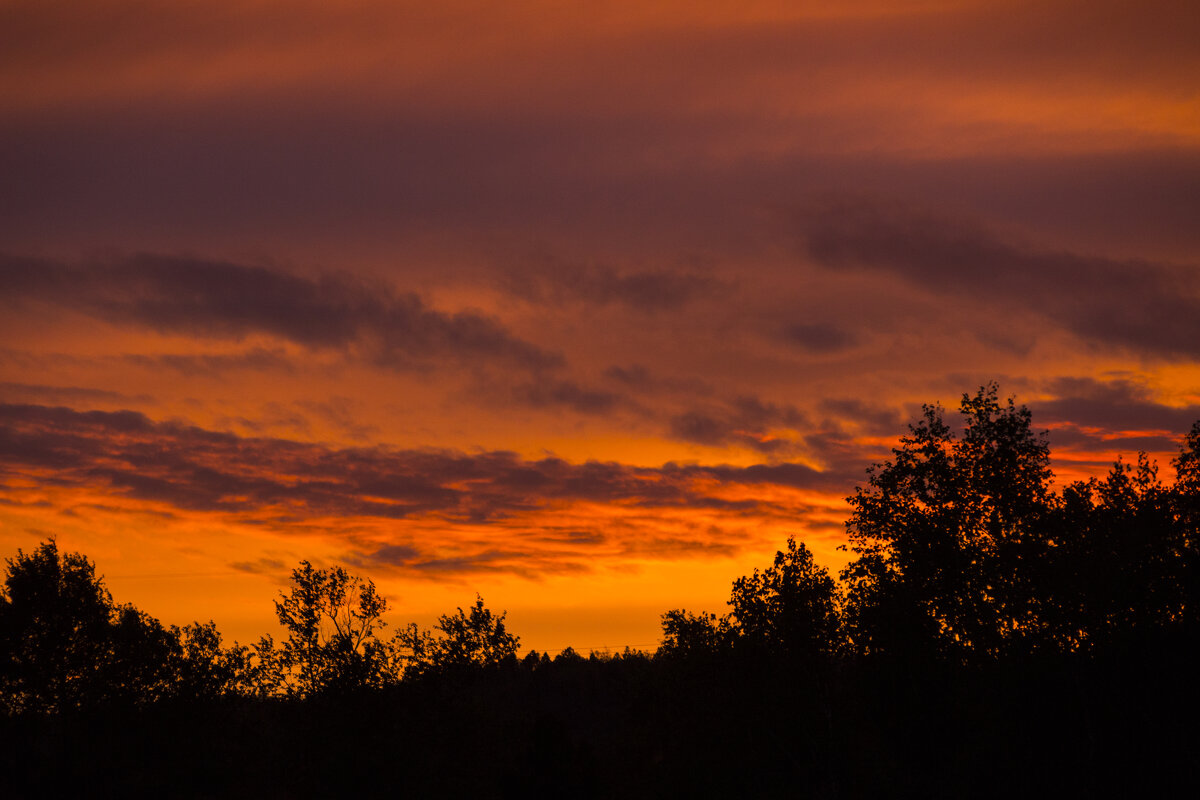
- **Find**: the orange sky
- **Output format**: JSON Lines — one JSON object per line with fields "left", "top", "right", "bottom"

{"left": 3, "top": 0, "right": 1200, "bottom": 653}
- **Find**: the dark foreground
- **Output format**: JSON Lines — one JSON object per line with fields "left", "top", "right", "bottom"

{"left": 4, "top": 644, "right": 1197, "bottom": 799}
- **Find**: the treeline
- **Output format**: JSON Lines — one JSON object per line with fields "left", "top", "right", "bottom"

{"left": 664, "top": 384, "right": 1200, "bottom": 663}
{"left": 0, "top": 544, "right": 531, "bottom": 711}
{"left": 2, "top": 384, "right": 1199, "bottom": 796}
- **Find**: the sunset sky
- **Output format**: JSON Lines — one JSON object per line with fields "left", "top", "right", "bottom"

{"left": 3, "top": 0, "right": 1200, "bottom": 653}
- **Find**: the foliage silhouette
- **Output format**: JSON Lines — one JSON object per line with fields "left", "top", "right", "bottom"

{"left": 660, "top": 536, "right": 842, "bottom": 661}
{"left": 253, "top": 560, "right": 397, "bottom": 697}
{"left": 658, "top": 609, "right": 734, "bottom": 659}
{"left": 840, "top": 382, "right": 1200, "bottom": 662}
{"left": 0, "top": 540, "right": 119, "bottom": 713}
{"left": 1044, "top": 453, "right": 1192, "bottom": 651}
{"left": 397, "top": 594, "right": 520, "bottom": 678}
{"left": 169, "top": 619, "right": 252, "bottom": 699}
{"left": 841, "top": 383, "right": 1055, "bottom": 660}
{"left": 730, "top": 536, "right": 843, "bottom": 659}
{"left": 0, "top": 539, "right": 244, "bottom": 713}
{"left": 1173, "top": 420, "right": 1200, "bottom": 624}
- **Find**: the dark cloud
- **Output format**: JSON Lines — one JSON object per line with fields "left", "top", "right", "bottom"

{"left": 349, "top": 527, "right": 741, "bottom": 578}
{"left": 221, "top": 403, "right": 313, "bottom": 437}
{"left": 0, "top": 382, "right": 152, "bottom": 405}
{"left": 123, "top": 348, "right": 296, "bottom": 377}
{"left": 1046, "top": 429, "right": 1184, "bottom": 458}
{"left": 1037, "top": 377, "right": 1200, "bottom": 453}
{"left": 691, "top": 462, "right": 826, "bottom": 490}
{"left": 2, "top": 0, "right": 1200, "bottom": 273}
{"left": 603, "top": 364, "right": 654, "bottom": 387}
{"left": 502, "top": 256, "right": 720, "bottom": 312}
{"left": 296, "top": 397, "right": 380, "bottom": 442}
{"left": 616, "top": 534, "right": 742, "bottom": 560}
{"left": 510, "top": 380, "right": 624, "bottom": 416}
{"left": 602, "top": 364, "right": 714, "bottom": 398}
{"left": 804, "top": 199, "right": 1200, "bottom": 359}
{"left": 668, "top": 396, "right": 807, "bottom": 453}
{"left": 782, "top": 322, "right": 858, "bottom": 354}
{"left": 533, "top": 528, "right": 607, "bottom": 546}
{"left": 229, "top": 557, "right": 286, "bottom": 575}
{"left": 0, "top": 403, "right": 842, "bottom": 527}
{"left": 351, "top": 520, "right": 763, "bottom": 579}
{"left": 403, "top": 549, "right": 588, "bottom": 579}
{"left": 5, "top": 96, "right": 1200, "bottom": 276}
{"left": 817, "top": 397, "right": 905, "bottom": 436}
{"left": 0, "top": 252, "right": 562, "bottom": 372}
{"left": 0, "top": 497, "right": 54, "bottom": 509}
{"left": 358, "top": 543, "right": 422, "bottom": 567}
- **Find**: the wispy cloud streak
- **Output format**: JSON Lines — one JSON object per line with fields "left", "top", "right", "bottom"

{"left": 0, "top": 252, "right": 561, "bottom": 372}
{"left": 805, "top": 200, "right": 1200, "bottom": 359}
{"left": 0, "top": 404, "right": 848, "bottom": 575}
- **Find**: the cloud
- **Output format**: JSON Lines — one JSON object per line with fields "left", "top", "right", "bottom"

{"left": 361, "top": 543, "right": 422, "bottom": 566}
{"left": 402, "top": 548, "right": 590, "bottom": 580}
{"left": 1038, "top": 377, "right": 1200, "bottom": 451}
{"left": 0, "top": 402, "right": 843, "bottom": 524}
{"left": 3, "top": 0, "right": 1199, "bottom": 275}
{"left": 668, "top": 395, "right": 807, "bottom": 453}
{"left": 296, "top": 397, "right": 380, "bottom": 442}
{"left": 817, "top": 397, "right": 905, "bottom": 436}
{"left": 509, "top": 380, "right": 624, "bottom": 416}
{"left": 502, "top": 256, "right": 720, "bottom": 312}
{"left": 1, "top": 402, "right": 860, "bottom": 578}
{"left": 229, "top": 557, "right": 287, "bottom": 575}
{"left": 782, "top": 322, "right": 858, "bottom": 354}
{"left": 804, "top": 199, "right": 1200, "bottom": 359}
{"left": 0, "top": 382, "right": 152, "bottom": 405}
{"left": 603, "top": 364, "right": 714, "bottom": 398}
{"left": 0, "top": 252, "right": 562, "bottom": 372}
{"left": 122, "top": 348, "right": 296, "bottom": 377}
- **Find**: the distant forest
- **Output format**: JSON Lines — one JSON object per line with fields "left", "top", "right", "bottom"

{"left": 4, "top": 385, "right": 1199, "bottom": 797}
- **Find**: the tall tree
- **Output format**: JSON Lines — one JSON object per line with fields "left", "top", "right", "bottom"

{"left": 0, "top": 540, "right": 117, "bottom": 712}
{"left": 254, "top": 561, "right": 397, "bottom": 697}
{"left": 841, "top": 384, "right": 1053, "bottom": 659}
{"left": 0, "top": 539, "right": 242, "bottom": 711}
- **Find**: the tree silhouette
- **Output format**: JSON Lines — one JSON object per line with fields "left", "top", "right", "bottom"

{"left": 841, "top": 384, "right": 1054, "bottom": 659}
{"left": 658, "top": 609, "right": 734, "bottom": 659}
{"left": 169, "top": 620, "right": 253, "bottom": 700}
{"left": 0, "top": 539, "right": 119, "bottom": 712}
{"left": 1174, "top": 422, "right": 1200, "bottom": 628}
{"left": 729, "top": 537, "right": 843, "bottom": 659}
{"left": 839, "top": 383, "right": 1200, "bottom": 661}
{"left": 397, "top": 594, "right": 519, "bottom": 678}
{"left": 0, "top": 539, "right": 243, "bottom": 711}
{"left": 1044, "top": 453, "right": 1193, "bottom": 650}
{"left": 254, "top": 561, "right": 397, "bottom": 697}
{"left": 659, "top": 537, "right": 842, "bottom": 660}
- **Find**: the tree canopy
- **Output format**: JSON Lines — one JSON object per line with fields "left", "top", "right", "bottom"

{"left": 0, "top": 539, "right": 245, "bottom": 713}
{"left": 662, "top": 383, "right": 1200, "bottom": 664}
{"left": 253, "top": 561, "right": 397, "bottom": 697}
{"left": 841, "top": 383, "right": 1200, "bottom": 660}
{"left": 841, "top": 383, "right": 1054, "bottom": 659}
{"left": 397, "top": 594, "right": 521, "bottom": 679}
{"left": 660, "top": 536, "right": 842, "bottom": 662}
